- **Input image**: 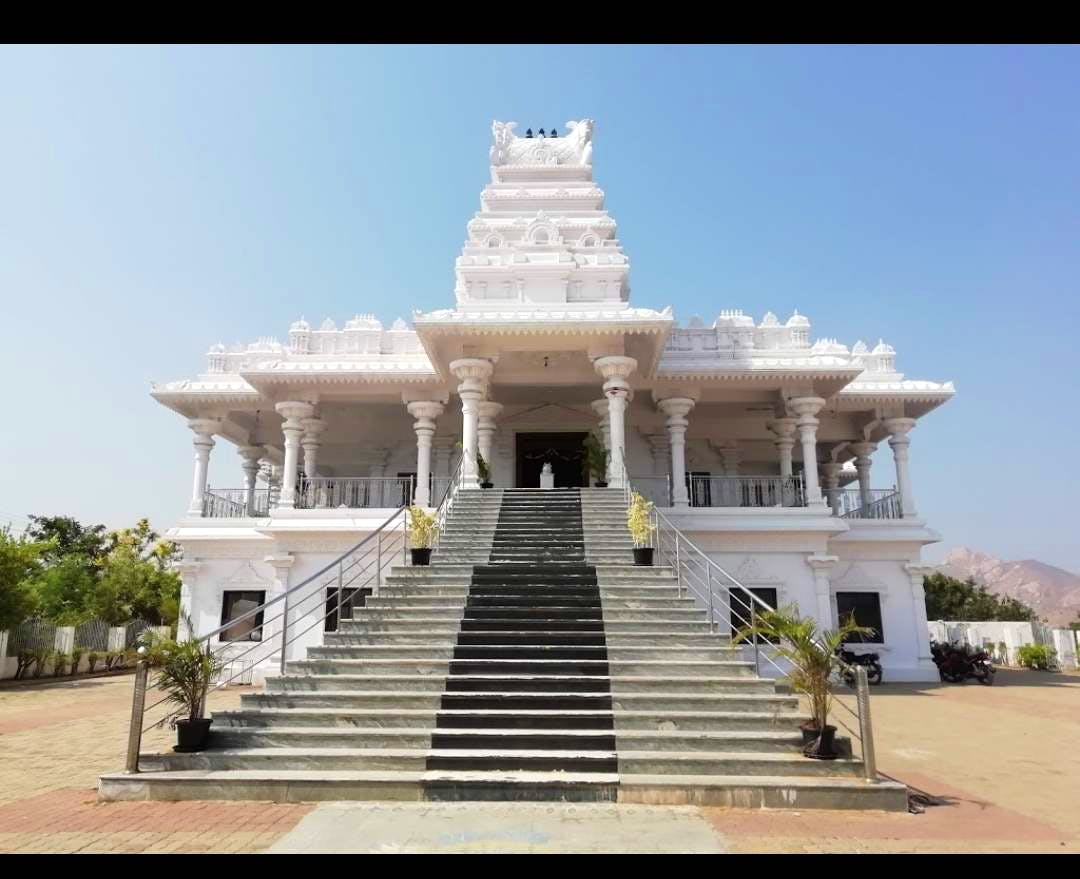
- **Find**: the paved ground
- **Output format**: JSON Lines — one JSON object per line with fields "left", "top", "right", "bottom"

{"left": 0, "top": 668, "right": 1077, "bottom": 853}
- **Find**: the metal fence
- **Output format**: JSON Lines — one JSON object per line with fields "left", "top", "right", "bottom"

{"left": 4, "top": 617, "right": 157, "bottom": 656}
{"left": 74, "top": 618, "right": 110, "bottom": 651}
{"left": 5, "top": 619, "right": 56, "bottom": 656}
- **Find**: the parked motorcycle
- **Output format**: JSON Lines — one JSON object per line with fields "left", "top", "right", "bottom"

{"left": 930, "top": 640, "right": 995, "bottom": 685}
{"left": 836, "top": 646, "right": 883, "bottom": 685}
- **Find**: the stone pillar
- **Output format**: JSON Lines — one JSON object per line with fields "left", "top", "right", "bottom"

{"left": 407, "top": 401, "right": 444, "bottom": 507}
{"left": 187, "top": 418, "right": 221, "bottom": 515}
{"left": 593, "top": 356, "right": 637, "bottom": 489}
{"left": 884, "top": 417, "right": 918, "bottom": 518}
{"left": 175, "top": 561, "right": 201, "bottom": 640}
{"left": 477, "top": 401, "right": 503, "bottom": 484}
{"left": 590, "top": 399, "right": 612, "bottom": 482}
{"left": 719, "top": 442, "right": 741, "bottom": 477}
{"left": 807, "top": 555, "right": 838, "bottom": 631}
{"left": 657, "top": 397, "right": 694, "bottom": 508}
{"left": 300, "top": 417, "right": 326, "bottom": 478}
{"left": 646, "top": 435, "right": 670, "bottom": 478}
{"left": 275, "top": 402, "right": 314, "bottom": 508}
{"left": 768, "top": 417, "right": 798, "bottom": 478}
{"left": 238, "top": 446, "right": 265, "bottom": 515}
{"left": 820, "top": 462, "right": 842, "bottom": 516}
{"left": 433, "top": 436, "right": 455, "bottom": 479}
{"left": 449, "top": 358, "right": 495, "bottom": 489}
{"left": 790, "top": 397, "right": 826, "bottom": 507}
{"left": 264, "top": 554, "right": 294, "bottom": 672}
{"left": 905, "top": 563, "right": 937, "bottom": 670}
{"left": 850, "top": 441, "right": 877, "bottom": 510}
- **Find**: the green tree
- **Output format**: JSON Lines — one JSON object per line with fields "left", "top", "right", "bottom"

{"left": 96, "top": 520, "right": 182, "bottom": 625}
{"left": 0, "top": 527, "right": 43, "bottom": 630}
{"left": 30, "top": 556, "right": 99, "bottom": 624}
{"left": 923, "top": 573, "right": 1039, "bottom": 622}
{"left": 26, "top": 515, "right": 107, "bottom": 568}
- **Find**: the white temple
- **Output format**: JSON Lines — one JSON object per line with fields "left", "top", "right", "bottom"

{"left": 152, "top": 118, "right": 955, "bottom": 681}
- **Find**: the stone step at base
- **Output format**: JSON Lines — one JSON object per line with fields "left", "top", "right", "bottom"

{"left": 210, "top": 726, "right": 808, "bottom": 755}
{"left": 285, "top": 659, "right": 755, "bottom": 678}
{"left": 616, "top": 775, "right": 908, "bottom": 810}
{"left": 98, "top": 770, "right": 906, "bottom": 810}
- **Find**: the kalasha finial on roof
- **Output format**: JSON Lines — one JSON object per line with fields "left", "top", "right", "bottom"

{"left": 538, "top": 128, "right": 546, "bottom": 137}
{"left": 551, "top": 128, "right": 558, "bottom": 137}
{"left": 525, "top": 128, "right": 533, "bottom": 138}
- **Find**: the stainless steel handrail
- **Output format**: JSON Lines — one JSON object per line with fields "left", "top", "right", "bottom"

{"left": 431, "top": 453, "right": 465, "bottom": 553}
{"left": 622, "top": 462, "right": 878, "bottom": 780}
{"left": 125, "top": 505, "right": 408, "bottom": 765}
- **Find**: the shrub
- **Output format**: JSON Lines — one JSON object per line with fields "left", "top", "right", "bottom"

{"left": 87, "top": 650, "right": 101, "bottom": 673}
{"left": 143, "top": 628, "right": 226, "bottom": 725}
{"left": 51, "top": 651, "right": 70, "bottom": 677}
{"left": 69, "top": 647, "right": 83, "bottom": 675}
{"left": 582, "top": 433, "right": 608, "bottom": 483}
{"left": 29, "top": 647, "right": 51, "bottom": 678}
{"left": 1017, "top": 643, "right": 1057, "bottom": 671}
{"left": 15, "top": 650, "right": 37, "bottom": 680}
{"left": 626, "top": 492, "right": 655, "bottom": 548}
{"left": 734, "top": 605, "right": 873, "bottom": 752}
{"left": 406, "top": 506, "right": 439, "bottom": 549}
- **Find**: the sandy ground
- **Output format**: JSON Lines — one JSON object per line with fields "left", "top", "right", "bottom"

{"left": 0, "top": 668, "right": 1076, "bottom": 853}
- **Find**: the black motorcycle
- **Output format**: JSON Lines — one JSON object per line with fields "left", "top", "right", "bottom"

{"left": 930, "top": 640, "right": 995, "bottom": 685}
{"left": 836, "top": 646, "right": 883, "bottom": 685}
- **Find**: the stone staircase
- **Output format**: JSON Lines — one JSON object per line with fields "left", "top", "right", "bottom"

{"left": 99, "top": 488, "right": 907, "bottom": 810}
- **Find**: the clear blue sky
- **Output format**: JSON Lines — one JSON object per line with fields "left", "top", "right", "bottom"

{"left": 1, "top": 45, "right": 1077, "bottom": 570}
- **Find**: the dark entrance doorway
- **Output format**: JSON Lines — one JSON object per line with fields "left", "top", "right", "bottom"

{"left": 515, "top": 432, "right": 588, "bottom": 488}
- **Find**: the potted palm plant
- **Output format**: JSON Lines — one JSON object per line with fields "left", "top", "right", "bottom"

{"left": 407, "top": 505, "right": 438, "bottom": 565}
{"left": 583, "top": 433, "right": 609, "bottom": 487}
{"left": 733, "top": 605, "right": 872, "bottom": 759}
{"left": 478, "top": 452, "right": 494, "bottom": 489}
{"left": 627, "top": 491, "right": 655, "bottom": 566}
{"left": 144, "top": 627, "right": 226, "bottom": 753}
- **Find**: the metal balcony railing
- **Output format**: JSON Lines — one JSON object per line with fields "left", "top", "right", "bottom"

{"left": 296, "top": 476, "right": 414, "bottom": 510}
{"left": 202, "top": 488, "right": 272, "bottom": 518}
{"left": 689, "top": 475, "right": 806, "bottom": 509}
{"left": 835, "top": 489, "right": 903, "bottom": 520}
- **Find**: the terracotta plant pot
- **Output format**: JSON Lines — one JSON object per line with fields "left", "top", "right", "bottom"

{"left": 410, "top": 548, "right": 432, "bottom": 566}
{"left": 633, "top": 547, "right": 654, "bottom": 566}
{"left": 174, "top": 717, "right": 212, "bottom": 753}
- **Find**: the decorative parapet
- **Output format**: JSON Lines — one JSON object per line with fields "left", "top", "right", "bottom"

{"left": 202, "top": 314, "right": 428, "bottom": 375}
{"left": 490, "top": 120, "right": 595, "bottom": 167}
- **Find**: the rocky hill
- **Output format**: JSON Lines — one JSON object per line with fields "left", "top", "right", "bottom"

{"left": 938, "top": 547, "right": 1080, "bottom": 627}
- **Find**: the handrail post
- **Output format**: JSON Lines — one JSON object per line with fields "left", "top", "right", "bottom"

{"left": 279, "top": 583, "right": 291, "bottom": 675}
{"left": 855, "top": 666, "right": 877, "bottom": 782}
{"left": 675, "top": 535, "right": 682, "bottom": 599}
{"left": 706, "top": 565, "right": 714, "bottom": 633}
{"left": 376, "top": 531, "right": 383, "bottom": 593}
{"left": 335, "top": 558, "right": 344, "bottom": 632}
{"left": 750, "top": 598, "right": 760, "bottom": 676}
{"left": 199, "top": 641, "right": 211, "bottom": 718}
{"left": 125, "top": 650, "right": 149, "bottom": 773}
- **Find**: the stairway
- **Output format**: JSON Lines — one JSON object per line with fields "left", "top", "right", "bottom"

{"left": 99, "top": 488, "right": 907, "bottom": 810}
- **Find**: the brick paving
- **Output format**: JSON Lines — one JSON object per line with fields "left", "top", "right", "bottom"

{"left": 1, "top": 667, "right": 1077, "bottom": 853}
